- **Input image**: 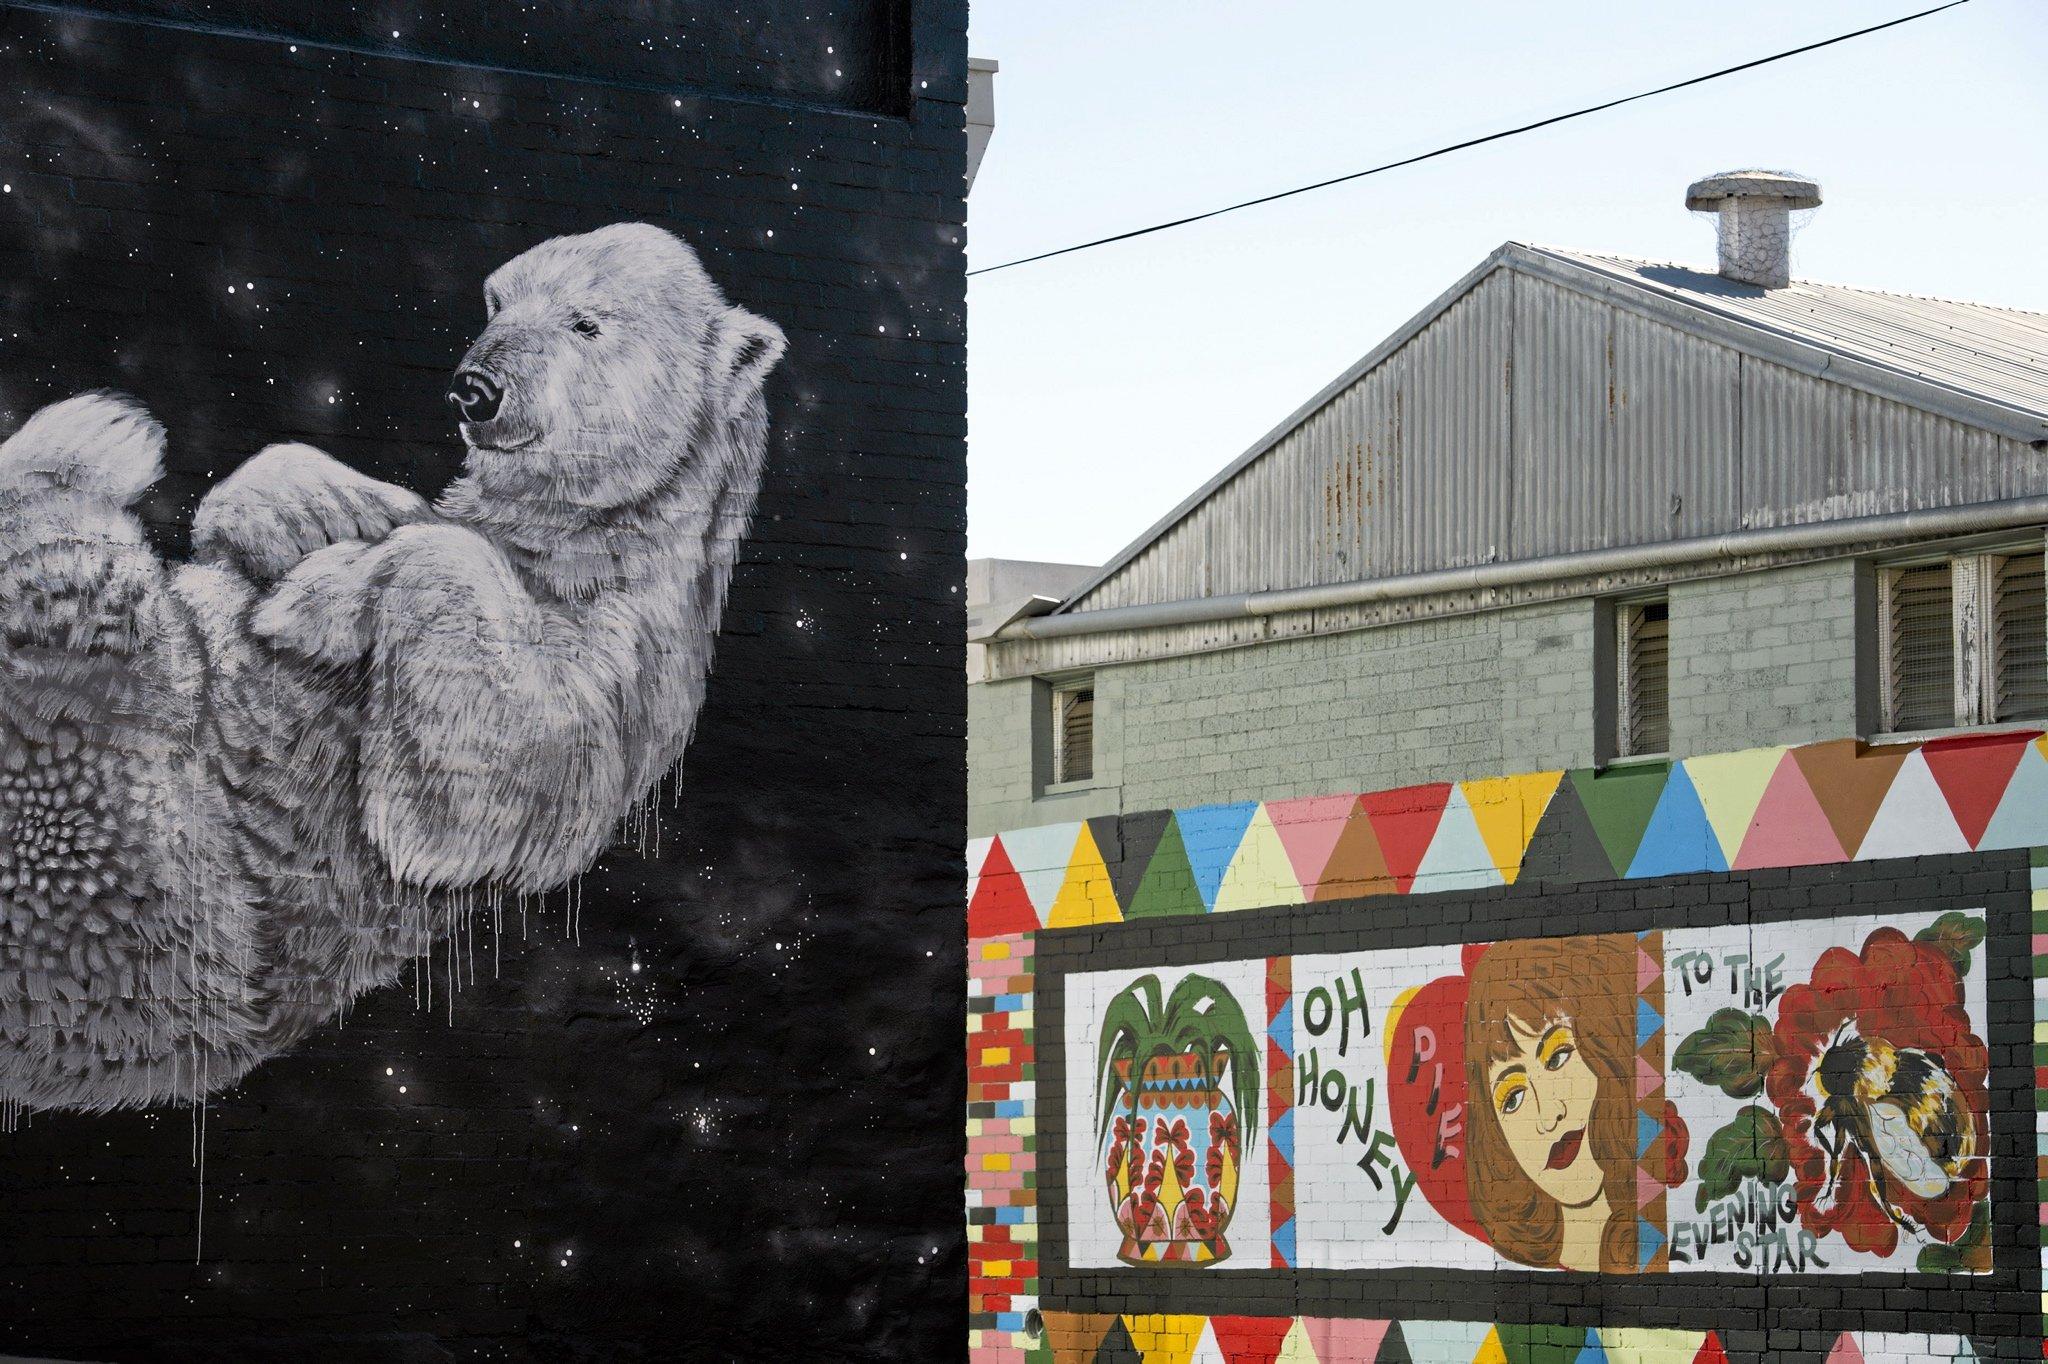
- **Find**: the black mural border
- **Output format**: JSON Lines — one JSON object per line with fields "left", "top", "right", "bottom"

{"left": 1036, "top": 853, "right": 2042, "bottom": 1361}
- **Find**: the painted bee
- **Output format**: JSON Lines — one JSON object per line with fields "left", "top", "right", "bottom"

{"left": 1811, "top": 1030, "right": 1973, "bottom": 1236}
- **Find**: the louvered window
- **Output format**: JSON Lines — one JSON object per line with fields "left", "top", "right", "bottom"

{"left": 1616, "top": 599, "right": 1670, "bottom": 758}
{"left": 1994, "top": 551, "right": 2048, "bottom": 721}
{"left": 1880, "top": 564, "right": 1955, "bottom": 733}
{"left": 1878, "top": 546, "right": 2048, "bottom": 732}
{"left": 1051, "top": 678, "right": 1095, "bottom": 784}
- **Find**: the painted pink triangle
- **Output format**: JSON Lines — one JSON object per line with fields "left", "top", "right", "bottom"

{"left": 1637, "top": 1056, "right": 1661, "bottom": 1100}
{"left": 1304, "top": 1317, "right": 1391, "bottom": 1363}
{"left": 1637, "top": 1167, "right": 1665, "bottom": 1209}
{"left": 1638, "top": 944, "right": 1660, "bottom": 993}
{"left": 1825, "top": 1335, "right": 1866, "bottom": 1364}
{"left": 1734, "top": 751, "right": 1847, "bottom": 870}
{"left": 1266, "top": 793, "right": 1362, "bottom": 891}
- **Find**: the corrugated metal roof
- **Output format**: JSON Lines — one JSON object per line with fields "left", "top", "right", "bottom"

{"left": 1536, "top": 247, "right": 2048, "bottom": 424}
{"left": 1056, "top": 244, "right": 2048, "bottom": 617}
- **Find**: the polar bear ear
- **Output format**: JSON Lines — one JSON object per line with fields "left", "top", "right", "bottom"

{"left": 710, "top": 305, "right": 786, "bottom": 415}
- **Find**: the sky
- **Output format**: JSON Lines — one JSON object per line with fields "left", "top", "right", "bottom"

{"left": 962, "top": 0, "right": 2048, "bottom": 568}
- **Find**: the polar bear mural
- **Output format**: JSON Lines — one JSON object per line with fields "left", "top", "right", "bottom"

{"left": 0, "top": 223, "right": 786, "bottom": 1114}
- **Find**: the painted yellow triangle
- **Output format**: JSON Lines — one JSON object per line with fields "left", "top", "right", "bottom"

{"left": 1685, "top": 746, "right": 1788, "bottom": 864}
{"left": 1597, "top": 1329, "right": 1709, "bottom": 1364}
{"left": 1462, "top": 770, "right": 1563, "bottom": 883}
{"left": 1123, "top": 1314, "right": 1208, "bottom": 1364}
{"left": 1045, "top": 823, "right": 1121, "bottom": 928}
{"left": 1212, "top": 804, "right": 1308, "bottom": 912}
{"left": 1275, "top": 1319, "right": 1321, "bottom": 1364}
{"left": 1471, "top": 1327, "right": 1510, "bottom": 1364}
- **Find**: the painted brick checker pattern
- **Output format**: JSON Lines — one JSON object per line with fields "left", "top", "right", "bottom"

{"left": 971, "top": 931, "right": 1040, "bottom": 1359}
{"left": 969, "top": 730, "right": 2048, "bottom": 1361}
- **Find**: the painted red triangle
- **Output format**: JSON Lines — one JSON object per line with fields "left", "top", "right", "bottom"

{"left": 967, "top": 837, "right": 1040, "bottom": 938}
{"left": 1921, "top": 729, "right": 2039, "bottom": 847}
{"left": 1696, "top": 1333, "right": 1732, "bottom": 1364}
{"left": 1210, "top": 1315, "right": 1297, "bottom": 1364}
{"left": 1821, "top": 1334, "right": 1863, "bottom": 1364}
{"left": 1358, "top": 783, "right": 1453, "bottom": 893}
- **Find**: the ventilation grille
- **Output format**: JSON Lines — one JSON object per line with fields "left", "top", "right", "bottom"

{"left": 1885, "top": 564, "right": 1955, "bottom": 733}
{"left": 1054, "top": 684, "right": 1094, "bottom": 784}
{"left": 1995, "top": 551, "right": 2048, "bottom": 722}
{"left": 1619, "top": 600, "right": 1670, "bottom": 757}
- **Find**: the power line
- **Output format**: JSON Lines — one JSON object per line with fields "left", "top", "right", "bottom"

{"left": 967, "top": 0, "right": 1972, "bottom": 278}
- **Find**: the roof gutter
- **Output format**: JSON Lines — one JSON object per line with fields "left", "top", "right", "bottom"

{"left": 991, "top": 496, "right": 2048, "bottom": 642}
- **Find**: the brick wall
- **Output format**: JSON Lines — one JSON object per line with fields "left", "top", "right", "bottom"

{"left": 1668, "top": 559, "right": 1863, "bottom": 756}
{"left": 971, "top": 560, "right": 1872, "bottom": 839}
{"left": 0, "top": 2, "right": 967, "bottom": 1358}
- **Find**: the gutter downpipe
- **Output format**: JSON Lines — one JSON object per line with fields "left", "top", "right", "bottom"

{"left": 993, "top": 496, "right": 2048, "bottom": 643}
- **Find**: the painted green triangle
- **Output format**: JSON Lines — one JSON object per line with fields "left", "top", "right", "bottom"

{"left": 1109, "top": 809, "right": 1171, "bottom": 912}
{"left": 1094, "top": 1317, "right": 1143, "bottom": 1364}
{"left": 1497, "top": 1322, "right": 1591, "bottom": 1364}
{"left": 1125, "top": 816, "right": 1205, "bottom": 919}
{"left": 1568, "top": 762, "right": 1672, "bottom": 877}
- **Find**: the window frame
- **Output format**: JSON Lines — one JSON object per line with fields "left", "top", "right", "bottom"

{"left": 1035, "top": 670, "right": 1101, "bottom": 796}
{"left": 1873, "top": 540, "right": 2048, "bottom": 738}
{"left": 1609, "top": 593, "right": 1672, "bottom": 762}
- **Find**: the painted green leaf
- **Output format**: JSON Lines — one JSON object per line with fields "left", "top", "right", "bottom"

{"left": 1913, "top": 910, "right": 1985, "bottom": 978}
{"left": 1694, "top": 1104, "right": 1788, "bottom": 1212}
{"left": 1672, "top": 1007, "right": 1776, "bottom": 1099}
{"left": 1916, "top": 1197, "right": 1991, "bottom": 1274}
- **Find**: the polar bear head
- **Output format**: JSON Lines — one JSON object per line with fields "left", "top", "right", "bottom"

{"left": 445, "top": 223, "right": 785, "bottom": 513}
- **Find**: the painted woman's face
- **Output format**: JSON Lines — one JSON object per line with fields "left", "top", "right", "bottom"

{"left": 1486, "top": 1017, "right": 1604, "bottom": 1208}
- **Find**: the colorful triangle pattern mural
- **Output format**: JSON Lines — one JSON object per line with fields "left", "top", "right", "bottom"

{"left": 1019, "top": 1316, "right": 1979, "bottom": 1364}
{"left": 969, "top": 733, "right": 2048, "bottom": 936}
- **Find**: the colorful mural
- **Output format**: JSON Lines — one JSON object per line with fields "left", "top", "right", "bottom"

{"left": 1061, "top": 913, "right": 1988, "bottom": 1278}
{"left": 1028, "top": 1311, "right": 1986, "bottom": 1364}
{"left": 1095, "top": 972, "right": 1261, "bottom": 1265}
{"left": 967, "top": 732, "right": 2048, "bottom": 1360}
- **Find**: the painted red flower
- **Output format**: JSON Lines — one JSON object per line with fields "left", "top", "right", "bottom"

{"left": 1764, "top": 927, "right": 1988, "bottom": 1256}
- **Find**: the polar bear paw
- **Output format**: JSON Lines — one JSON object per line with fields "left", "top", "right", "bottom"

{"left": 193, "top": 443, "right": 428, "bottom": 586}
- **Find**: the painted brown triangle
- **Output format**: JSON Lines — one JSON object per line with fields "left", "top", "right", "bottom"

{"left": 1311, "top": 798, "right": 1394, "bottom": 901}
{"left": 1789, "top": 738, "right": 1912, "bottom": 860}
{"left": 1045, "top": 1311, "right": 1116, "bottom": 1364}
{"left": 1270, "top": 1163, "right": 1294, "bottom": 1212}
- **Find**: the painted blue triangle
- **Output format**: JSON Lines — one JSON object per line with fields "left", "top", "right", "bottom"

{"left": 1175, "top": 801, "right": 1261, "bottom": 909}
{"left": 1271, "top": 1215, "right": 1296, "bottom": 1268}
{"left": 1637, "top": 1108, "right": 1659, "bottom": 1158}
{"left": 1625, "top": 762, "right": 1727, "bottom": 878}
{"left": 1573, "top": 1326, "right": 1610, "bottom": 1364}
{"left": 1979, "top": 739, "right": 2048, "bottom": 850}
{"left": 1636, "top": 1217, "right": 1665, "bottom": 1268}
{"left": 1270, "top": 1107, "right": 1295, "bottom": 1161}
{"left": 1272, "top": 998, "right": 1295, "bottom": 1057}
{"left": 1636, "top": 996, "right": 1662, "bottom": 1048}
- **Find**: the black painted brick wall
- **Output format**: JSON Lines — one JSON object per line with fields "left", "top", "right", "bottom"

{"left": 0, "top": 2, "right": 967, "bottom": 1360}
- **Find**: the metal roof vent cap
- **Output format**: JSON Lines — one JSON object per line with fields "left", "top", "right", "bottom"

{"left": 1684, "top": 170, "right": 1821, "bottom": 290}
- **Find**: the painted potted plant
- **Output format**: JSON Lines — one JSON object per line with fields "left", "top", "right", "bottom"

{"left": 1095, "top": 973, "right": 1260, "bottom": 1266}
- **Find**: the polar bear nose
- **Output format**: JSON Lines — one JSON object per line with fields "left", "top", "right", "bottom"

{"left": 447, "top": 370, "right": 503, "bottom": 423}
